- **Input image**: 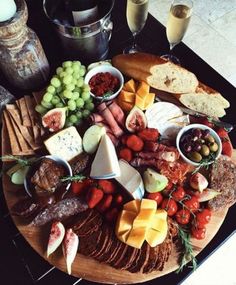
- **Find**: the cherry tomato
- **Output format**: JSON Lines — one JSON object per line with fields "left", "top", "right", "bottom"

{"left": 196, "top": 209, "right": 211, "bottom": 225}
{"left": 162, "top": 181, "right": 174, "bottom": 197}
{"left": 175, "top": 209, "right": 191, "bottom": 225}
{"left": 166, "top": 181, "right": 173, "bottom": 191}
{"left": 161, "top": 198, "right": 178, "bottom": 216}
{"left": 172, "top": 186, "right": 186, "bottom": 201}
{"left": 184, "top": 196, "right": 199, "bottom": 212}
{"left": 191, "top": 225, "right": 206, "bottom": 240}
{"left": 147, "top": 192, "right": 163, "bottom": 206}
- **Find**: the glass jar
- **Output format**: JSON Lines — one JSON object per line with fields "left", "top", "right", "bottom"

{"left": 0, "top": 0, "right": 50, "bottom": 90}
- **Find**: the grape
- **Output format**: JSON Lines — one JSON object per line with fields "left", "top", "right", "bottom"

{"left": 63, "top": 75, "right": 73, "bottom": 85}
{"left": 41, "top": 100, "right": 53, "bottom": 109}
{"left": 83, "top": 83, "right": 90, "bottom": 92}
{"left": 82, "top": 109, "right": 90, "bottom": 118}
{"left": 74, "top": 87, "right": 81, "bottom": 93}
{"left": 69, "top": 114, "right": 78, "bottom": 124}
{"left": 51, "top": 77, "right": 61, "bottom": 88}
{"left": 35, "top": 104, "right": 47, "bottom": 114}
{"left": 85, "top": 102, "right": 94, "bottom": 111}
{"left": 65, "top": 67, "right": 73, "bottom": 75}
{"left": 73, "top": 72, "right": 81, "bottom": 79}
{"left": 66, "top": 84, "right": 75, "bottom": 91}
{"left": 81, "top": 91, "right": 91, "bottom": 101}
{"left": 79, "top": 65, "right": 86, "bottom": 76}
{"left": 76, "top": 98, "right": 84, "bottom": 108}
{"left": 76, "top": 111, "right": 83, "bottom": 119}
{"left": 47, "top": 85, "right": 56, "bottom": 94}
{"left": 63, "top": 90, "right": 73, "bottom": 99}
{"left": 51, "top": 96, "right": 60, "bottom": 105}
{"left": 57, "top": 85, "right": 63, "bottom": 93}
{"left": 65, "top": 119, "right": 73, "bottom": 127}
{"left": 72, "top": 63, "right": 80, "bottom": 73}
{"left": 56, "top": 67, "right": 63, "bottom": 75}
{"left": 59, "top": 71, "right": 66, "bottom": 78}
{"left": 68, "top": 99, "right": 76, "bottom": 111}
{"left": 76, "top": 77, "right": 84, "bottom": 87}
{"left": 85, "top": 98, "right": 93, "bottom": 104}
{"left": 62, "top": 61, "right": 72, "bottom": 68}
{"left": 72, "top": 91, "right": 80, "bottom": 100}
{"left": 72, "top": 78, "right": 77, "bottom": 85}
{"left": 43, "top": 92, "right": 53, "bottom": 103}
{"left": 56, "top": 103, "right": 64, "bottom": 108}
{"left": 72, "top": 61, "right": 81, "bottom": 69}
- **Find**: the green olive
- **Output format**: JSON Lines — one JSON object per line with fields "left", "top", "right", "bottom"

{"left": 189, "top": 151, "right": 202, "bottom": 163}
{"left": 201, "top": 144, "right": 210, "bottom": 157}
{"left": 206, "top": 135, "right": 215, "bottom": 143}
{"left": 209, "top": 142, "right": 219, "bottom": 152}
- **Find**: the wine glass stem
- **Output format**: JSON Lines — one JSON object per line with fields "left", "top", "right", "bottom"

{"left": 132, "top": 32, "right": 137, "bottom": 49}
{"left": 169, "top": 43, "right": 176, "bottom": 54}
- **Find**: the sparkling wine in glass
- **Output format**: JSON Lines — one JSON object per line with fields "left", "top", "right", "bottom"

{"left": 162, "top": 0, "right": 193, "bottom": 63}
{"left": 123, "top": 0, "right": 149, "bottom": 54}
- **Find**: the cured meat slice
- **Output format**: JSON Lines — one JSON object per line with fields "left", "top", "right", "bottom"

{"left": 79, "top": 228, "right": 102, "bottom": 256}
{"left": 98, "top": 231, "right": 120, "bottom": 263}
{"left": 11, "top": 198, "right": 40, "bottom": 219}
{"left": 89, "top": 113, "right": 105, "bottom": 124}
{"left": 107, "top": 101, "right": 125, "bottom": 127}
{"left": 143, "top": 245, "right": 159, "bottom": 273}
{"left": 30, "top": 197, "right": 88, "bottom": 226}
{"left": 97, "top": 103, "right": 124, "bottom": 138}
{"left": 129, "top": 242, "right": 149, "bottom": 273}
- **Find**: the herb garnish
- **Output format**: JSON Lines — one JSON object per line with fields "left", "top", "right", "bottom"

{"left": 176, "top": 226, "right": 197, "bottom": 273}
{"left": 101, "top": 91, "right": 114, "bottom": 102}
{"left": 0, "top": 155, "right": 33, "bottom": 166}
{"left": 60, "top": 174, "right": 86, "bottom": 182}
{"left": 191, "top": 152, "right": 217, "bottom": 174}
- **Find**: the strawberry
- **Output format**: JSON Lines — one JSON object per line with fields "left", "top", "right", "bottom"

{"left": 126, "top": 134, "right": 144, "bottom": 152}
{"left": 114, "top": 194, "right": 123, "bottom": 206}
{"left": 137, "top": 128, "right": 159, "bottom": 142}
{"left": 96, "top": 194, "right": 113, "bottom": 213}
{"left": 222, "top": 139, "right": 233, "bottom": 157}
{"left": 86, "top": 187, "right": 104, "bottom": 208}
{"left": 98, "top": 179, "right": 116, "bottom": 194}
{"left": 119, "top": 148, "right": 133, "bottom": 162}
{"left": 105, "top": 208, "right": 119, "bottom": 223}
{"left": 71, "top": 179, "right": 93, "bottom": 195}
{"left": 121, "top": 134, "right": 129, "bottom": 145}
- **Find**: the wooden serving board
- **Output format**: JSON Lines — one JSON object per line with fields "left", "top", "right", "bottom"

{"left": 2, "top": 114, "right": 235, "bottom": 284}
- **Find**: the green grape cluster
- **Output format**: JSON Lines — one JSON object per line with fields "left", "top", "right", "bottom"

{"left": 35, "top": 61, "right": 94, "bottom": 127}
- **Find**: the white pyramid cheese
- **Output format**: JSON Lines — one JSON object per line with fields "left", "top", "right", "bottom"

{"left": 90, "top": 134, "right": 120, "bottom": 179}
{"left": 115, "top": 159, "right": 144, "bottom": 199}
{"left": 44, "top": 126, "right": 83, "bottom": 161}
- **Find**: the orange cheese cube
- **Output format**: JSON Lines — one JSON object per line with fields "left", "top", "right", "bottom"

{"left": 124, "top": 79, "right": 136, "bottom": 93}
{"left": 133, "top": 208, "right": 156, "bottom": 229}
{"left": 145, "top": 227, "right": 168, "bottom": 247}
{"left": 126, "top": 227, "right": 147, "bottom": 249}
{"left": 143, "top": 93, "right": 155, "bottom": 110}
{"left": 123, "top": 200, "right": 141, "bottom": 213}
{"left": 135, "top": 94, "right": 146, "bottom": 110}
{"left": 141, "top": 199, "right": 157, "bottom": 210}
{"left": 136, "top": 81, "right": 150, "bottom": 98}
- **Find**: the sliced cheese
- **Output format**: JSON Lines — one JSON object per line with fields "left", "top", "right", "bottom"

{"left": 44, "top": 126, "right": 83, "bottom": 161}
{"left": 141, "top": 198, "right": 157, "bottom": 210}
{"left": 145, "top": 227, "right": 167, "bottom": 247}
{"left": 116, "top": 210, "right": 136, "bottom": 233}
{"left": 123, "top": 199, "right": 141, "bottom": 213}
{"left": 136, "top": 81, "right": 150, "bottom": 98}
{"left": 119, "top": 90, "right": 135, "bottom": 103}
{"left": 151, "top": 210, "right": 168, "bottom": 231}
{"left": 144, "top": 93, "right": 155, "bottom": 110}
{"left": 124, "top": 79, "right": 136, "bottom": 93}
{"left": 115, "top": 159, "right": 144, "bottom": 199}
{"left": 133, "top": 208, "right": 156, "bottom": 229}
{"left": 126, "top": 227, "right": 147, "bottom": 249}
{"left": 90, "top": 134, "right": 120, "bottom": 179}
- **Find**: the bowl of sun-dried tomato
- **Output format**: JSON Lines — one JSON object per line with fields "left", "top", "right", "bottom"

{"left": 84, "top": 65, "right": 124, "bottom": 101}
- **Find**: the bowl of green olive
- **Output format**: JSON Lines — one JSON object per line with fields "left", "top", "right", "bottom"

{"left": 176, "top": 124, "right": 222, "bottom": 166}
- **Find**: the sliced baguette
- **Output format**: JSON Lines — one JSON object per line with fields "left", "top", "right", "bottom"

{"left": 112, "top": 53, "right": 198, "bottom": 94}
{"left": 175, "top": 82, "right": 230, "bottom": 118}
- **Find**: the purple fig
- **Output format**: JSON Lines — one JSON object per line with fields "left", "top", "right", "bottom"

{"left": 62, "top": 228, "right": 79, "bottom": 275}
{"left": 47, "top": 221, "right": 65, "bottom": 257}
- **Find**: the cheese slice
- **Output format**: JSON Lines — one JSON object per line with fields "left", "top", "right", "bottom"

{"left": 123, "top": 199, "right": 141, "bottom": 213}
{"left": 116, "top": 210, "right": 136, "bottom": 234}
{"left": 145, "top": 102, "right": 190, "bottom": 139}
{"left": 133, "top": 208, "right": 156, "bottom": 229}
{"left": 90, "top": 134, "right": 120, "bottom": 179}
{"left": 141, "top": 198, "right": 157, "bottom": 210}
{"left": 44, "top": 126, "right": 83, "bottom": 161}
{"left": 145, "top": 227, "right": 167, "bottom": 247}
{"left": 115, "top": 159, "right": 144, "bottom": 199}
{"left": 126, "top": 227, "right": 147, "bottom": 249}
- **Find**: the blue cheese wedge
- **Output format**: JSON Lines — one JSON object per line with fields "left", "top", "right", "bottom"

{"left": 115, "top": 159, "right": 144, "bottom": 200}
{"left": 44, "top": 126, "right": 83, "bottom": 161}
{"left": 90, "top": 134, "right": 120, "bottom": 179}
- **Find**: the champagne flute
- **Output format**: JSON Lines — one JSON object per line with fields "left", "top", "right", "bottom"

{"left": 123, "top": 0, "right": 149, "bottom": 54}
{"left": 162, "top": 0, "right": 193, "bottom": 63}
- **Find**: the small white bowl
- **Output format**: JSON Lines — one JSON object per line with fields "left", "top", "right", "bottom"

{"left": 84, "top": 65, "right": 124, "bottom": 101}
{"left": 24, "top": 155, "right": 72, "bottom": 197}
{"left": 176, "top": 124, "right": 222, "bottom": 166}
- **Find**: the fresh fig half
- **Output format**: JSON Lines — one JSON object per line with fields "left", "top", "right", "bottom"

{"left": 195, "top": 188, "right": 220, "bottom": 202}
{"left": 42, "top": 107, "right": 67, "bottom": 132}
{"left": 125, "top": 106, "right": 147, "bottom": 133}
{"left": 62, "top": 228, "right": 79, "bottom": 275}
{"left": 47, "top": 221, "right": 65, "bottom": 257}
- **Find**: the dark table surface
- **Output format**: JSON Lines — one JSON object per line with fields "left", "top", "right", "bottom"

{"left": 1, "top": 0, "right": 236, "bottom": 284}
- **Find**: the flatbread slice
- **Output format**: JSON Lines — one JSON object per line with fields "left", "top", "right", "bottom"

{"left": 18, "top": 97, "right": 32, "bottom": 127}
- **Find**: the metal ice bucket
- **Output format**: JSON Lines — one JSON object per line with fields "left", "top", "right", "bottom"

{"left": 43, "top": 0, "right": 114, "bottom": 64}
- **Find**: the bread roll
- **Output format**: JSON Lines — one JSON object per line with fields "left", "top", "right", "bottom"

{"left": 112, "top": 53, "right": 198, "bottom": 94}
{"left": 175, "top": 82, "right": 230, "bottom": 118}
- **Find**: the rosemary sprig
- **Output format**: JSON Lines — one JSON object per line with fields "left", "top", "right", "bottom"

{"left": 191, "top": 152, "right": 217, "bottom": 174}
{"left": 101, "top": 91, "right": 114, "bottom": 102}
{"left": 176, "top": 226, "right": 197, "bottom": 273}
{"left": 0, "top": 155, "right": 32, "bottom": 166}
{"left": 60, "top": 174, "right": 86, "bottom": 182}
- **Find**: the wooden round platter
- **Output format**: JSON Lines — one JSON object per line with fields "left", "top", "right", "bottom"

{"left": 3, "top": 150, "right": 235, "bottom": 284}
